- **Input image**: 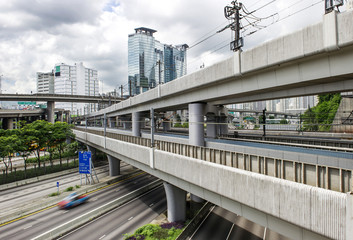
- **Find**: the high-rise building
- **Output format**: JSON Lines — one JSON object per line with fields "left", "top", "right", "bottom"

{"left": 37, "top": 71, "right": 54, "bottom": 94}
{"left": 128, "top": 27, "right": 188, "bottom": 96}
{"left": 54, "top": 62, "right": 99, "bottom": 114}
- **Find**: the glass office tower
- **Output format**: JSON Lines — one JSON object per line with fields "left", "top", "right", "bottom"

{"left": 128, "top": 27, "right": 188, "bottom": 96}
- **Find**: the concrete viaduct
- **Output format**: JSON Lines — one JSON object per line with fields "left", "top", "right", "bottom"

{"left": 0, "top": 93, "right": 121, "bottom": 125}
{"left": 74, "top": 10, "right": 353, "bottom": 240}
{"left": 72, "top": 10, "right": 353, "bottom": 240}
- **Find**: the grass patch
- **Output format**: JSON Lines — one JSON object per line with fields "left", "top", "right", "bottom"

{"left": 65, "top": 186, "right": 74, "bottom": 192}
{"left": 123, "top": 222, "right": 184, "bottom": 240}
{"left": 49, "top": 192, "right": 60, "bottom": 197}
{"left": 75, "top": 185, "right": 80, "bottom": 189}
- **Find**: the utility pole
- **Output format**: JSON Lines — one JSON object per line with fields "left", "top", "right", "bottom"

{"left": 325, "top": 0, "right": 343, "bottom": 13}
{"left": 224, "top": 1, "right": 243, "bottom": 51}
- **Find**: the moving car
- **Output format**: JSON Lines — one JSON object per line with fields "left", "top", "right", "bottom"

{"left": 57, "top": 192, "right": 89, "bottom": 209}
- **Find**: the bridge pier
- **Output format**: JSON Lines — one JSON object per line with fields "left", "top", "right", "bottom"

{"left": 120, "top": 116, "right": 131, "bottom": 130}
{"left": 107, "top": 155, "right": 120, "bottom": 176}
{"left": 162, "top": 120, "right": 171, "bottom": 132}
{"left": 2, "top": 118, "right": 14, "bottom": 130}
{"left": 189, "top": 103, "right": 206, "bottom": 203}
{"left": 163, "top": 182, "right": 186, "bottom": 222}
{"left": 218, "top": 114, "right": 228, "bottom": 136}
{"left": 189, "top": 103, "right": 205, "bottom": 146}
{"left": 47, "top": 101, "right": 55, "bottom": 124}
{"left": 206, "top": 114, "right": 217, "bottom": 138}
{"left": 132, "top": 112, "right": 142, "bottom": 137}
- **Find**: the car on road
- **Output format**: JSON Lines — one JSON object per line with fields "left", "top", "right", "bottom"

{"left": 57, "top": 192, "right": 89, "bottom": 209}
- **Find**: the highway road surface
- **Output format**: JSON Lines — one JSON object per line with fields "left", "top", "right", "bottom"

{"left": 0, "top": 172, "right": 159, "bottom": 240}
{"left": 190, "top": 206, "right": 290, "bottom": 240}
{"left": 59, "top": 185, "right": 166, "bottom": 240}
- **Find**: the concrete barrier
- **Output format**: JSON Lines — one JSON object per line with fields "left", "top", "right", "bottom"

{"left": 31, "top": 180, "right": 162, "bottom": 240}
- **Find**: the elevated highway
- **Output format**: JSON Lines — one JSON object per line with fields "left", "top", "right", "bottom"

{"left": 74, "top": 127, "right": 352, "bottom": 240}
{"left": 71, "top": 10, "right": 353, "bottom": 240}
{"left": 90, "top": 10, "right": 353, "bottom": 118}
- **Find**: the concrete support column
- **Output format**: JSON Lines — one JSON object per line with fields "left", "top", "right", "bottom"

{"left": 219, "top": 115, "right": 228, "bottom": 136}
{"left": 107, "top": 155, "right": 120, "bottom": 176}
{"left": 108, "top": 117, "right": 116, "bottom": 128}
{"left": 7, "top": 118, "right": 14, "bottom": 130}
{"left": 206, "top": 115, "right": 217, "bottom": 138}
{"left": 163, "top": 120, "right": 171, "bottom": 132}
{"left": 189, "top": 103, "right": 206, "bottom": 203}
{"left": 163, "top": 182, "right": 186, "bottom": 222}
{"left": 239, "top": 112, "right": 244, "bottom": 127}
{"left": 255, "top": 113, "right": 260, "bottom": 126}
{"left": 47, "top": 101, "right": 55, "bottom": 124}
{"left": 132, "top": 112, "right": 142, "bottom": 137}
{"left": 189, "top": 103, "right": 205, "bottom": 146}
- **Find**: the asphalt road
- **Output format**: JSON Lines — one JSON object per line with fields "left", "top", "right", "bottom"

{"left": 0, "top": 164, "right": 116, "bottom": 211}
{"left": 191, "top": 206, "right": 290, "bottom": 240}
{"left": 0, "top": 173, "right": 158, "bottom": 240}
{"left": 60, "top": 185, "right": 166, "bottom": 240}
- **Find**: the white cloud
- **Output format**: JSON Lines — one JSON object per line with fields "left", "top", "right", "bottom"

{"left": 0, "top": 0, "right": 335, "bottom": 95}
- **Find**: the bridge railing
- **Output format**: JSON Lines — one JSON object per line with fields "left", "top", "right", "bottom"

{"left": 75, "top": 127, "right": 352, "bottom": 193}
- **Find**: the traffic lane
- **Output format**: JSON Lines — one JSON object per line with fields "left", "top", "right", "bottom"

{"left": 191, "top": 206, "right": 237, "bottom": 240}
{"left": 0, "top": 165, "right": 110, "bottom": 199}
{"left": 0, "top": 173, "right": 157, "bottom": 240}
{"left": 61, "top": 186, "right": 166, "bottom": 240}
{"left": 228, "top": 216, "right": 264, "bottom": 240}
{"left": 0, "top": 173, "right": 154, "bottom": 239}
{"left": 0, "top": 163, "right": 131, "bottom": 209}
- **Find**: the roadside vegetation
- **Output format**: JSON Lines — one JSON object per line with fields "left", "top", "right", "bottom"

{"left": 302, "top": 93, "right": 341, "bottom": 131}
{"left": 0, "top": 120, "right": 107, "bottom": 185}
{"left": 123, "top": 222, "right": 184, "bottom": 240}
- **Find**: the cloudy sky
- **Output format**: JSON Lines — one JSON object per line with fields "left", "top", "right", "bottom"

{"left": 0, "top": 0, "right": 343, "bottom": 95}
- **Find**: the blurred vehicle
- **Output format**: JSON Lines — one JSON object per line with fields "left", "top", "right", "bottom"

{"left": 57, "top": 192, "right": 89, "bottom": 209}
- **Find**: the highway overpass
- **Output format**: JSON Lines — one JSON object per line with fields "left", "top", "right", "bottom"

{"left": 69, "top": 10, "right": 353, "bottom": 240}
{"left": 74, "top": 127, "right": 352, "bottom": 240}
{"left": 89, "top": 10, "right": 353, "bottom": 118}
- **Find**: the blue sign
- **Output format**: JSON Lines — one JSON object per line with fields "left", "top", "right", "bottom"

{"left": 56, "top": 182, "right": 59, "bottom": 187}
{"left": 79, "top": 151, "right": 91, "bottom": 174}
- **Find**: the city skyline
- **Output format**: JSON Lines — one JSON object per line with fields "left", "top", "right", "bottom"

{"left": 0, "top": 0, "right": 338, "bottom": 96}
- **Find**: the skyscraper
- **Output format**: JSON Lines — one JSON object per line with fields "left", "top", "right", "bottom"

{"left": 54, "top": 62, "right": 99, "bottom": 114}
{"left": 128, "top": 27, "right": 188, "bottom": 96}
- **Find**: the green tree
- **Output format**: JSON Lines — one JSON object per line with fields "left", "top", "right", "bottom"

{"left": 302, "top": 93, "right": 341, "bottom": 131}
{"left": 0, "top": 133, "right": 21, "bottom": 175}
{"left": 52, "top": 122, "right": 75, "bottom": 166}
{"left": 22, "top": 120, "right": 51, "bottom": 168}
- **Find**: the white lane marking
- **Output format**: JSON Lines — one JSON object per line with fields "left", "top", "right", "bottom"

{"left": 128, "top": 217, "right": 134, "bottom": 221}
{"left": 24, "top": 225, "right": 32, "bottom": 230}
{"left": 99, "top": 235, "right": 106, "bottom": 240}
{"left": 149, "top": 203, "right": 154, "bottom": 207}
{"left": 63, "top": 210, "right": 69, "bottom": 214}
{"left": 115, "top": 189, "right": 120, "bottom": 192}
{"left": 91, "top": 197, "right": 98, "bottom": 201}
